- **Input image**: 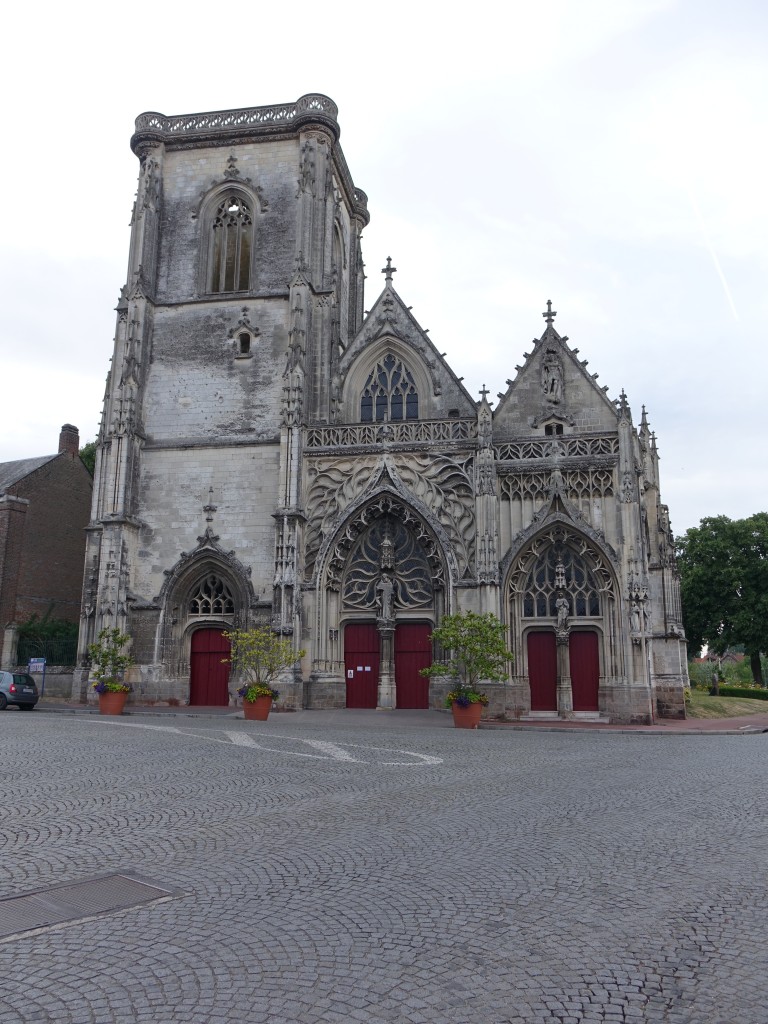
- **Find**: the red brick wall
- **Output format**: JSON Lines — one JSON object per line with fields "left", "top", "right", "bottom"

{"left": 0, "top": 496, "right": 29, "bottom": 625}
{"left": 7, "top": 455, "right": 93, "bottom": 623}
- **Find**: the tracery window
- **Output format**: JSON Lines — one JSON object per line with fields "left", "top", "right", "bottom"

{"left": 188, "top": 574, "right": 235, "bottom": 615}
{"left": 208, "top": 194, "right": 253, "bottom": 293}
{"left": 360, "top": 354, "right": 418, "bottom": 422}
{"left": 523, "top": 546, "right": 600, "bottom": 618}
{"left": 342, "top": 518, "right": 432, "bottom": 610}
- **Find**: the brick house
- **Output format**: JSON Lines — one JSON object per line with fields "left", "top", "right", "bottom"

{"left": 0, "top": 426, "right": 92, "bottom": 668}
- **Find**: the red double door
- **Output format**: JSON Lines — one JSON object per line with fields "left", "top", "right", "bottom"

{"left": 190, "top": 628, "right": 231, "bottom": 706}
{"left": 344, "top": 623, "right": 431, "bottom": 709}
{"left": 527, "top": 630, "right": 599, "bottom": 712}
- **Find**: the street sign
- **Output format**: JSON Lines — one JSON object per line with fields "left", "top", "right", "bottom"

{"left": 28, "top": 658, "right": 46, "bottom": 674}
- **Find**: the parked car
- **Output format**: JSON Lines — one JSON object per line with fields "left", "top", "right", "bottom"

{"left": 0, "top": 672, "right": 39, "bottom": 710}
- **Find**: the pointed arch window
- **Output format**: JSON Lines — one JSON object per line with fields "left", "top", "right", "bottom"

{"left": 522, "top": 546, "right": 601, "bottom": 618}
{"left": 188, "top": 574, "right": 235, "bottom": 615}
{"left": 208, "top": 194, "right": 253, "bottom": 293}
{"left": 360, "top": 354, "right": 419, "bottom": 422}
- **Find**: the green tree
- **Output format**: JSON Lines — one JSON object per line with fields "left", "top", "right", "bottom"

{"left": 224, "top": 626, "right": 305, "bottom": 700}
{"left": 677, "top": 513, "right": 768, "bottom": 685}
{"left": 420, "top": 611, "right": 513, "bottom": 694}
{"left": 79, "top": 440, "right": 97, "bottom": 475}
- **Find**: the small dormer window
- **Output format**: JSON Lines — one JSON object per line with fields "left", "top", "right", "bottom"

{"left": 544, "top": 423, "right": 563, "bottom": 436}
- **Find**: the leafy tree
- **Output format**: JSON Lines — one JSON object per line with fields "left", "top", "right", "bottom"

{"left": 677, "top": 513, "right": 768, "bottom": 685}
{"left": 420, "top": 611, "right": 513, "bottom": 695}
{"left": 224, "top": 627, "right": 305, "bottom": 700}
{"left": 79, "top": 440, "right": 97, "bottom": 475}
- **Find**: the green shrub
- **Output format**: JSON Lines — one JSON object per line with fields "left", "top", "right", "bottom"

{"left": 716, "top": 686, "right": 768, "bottom": 700}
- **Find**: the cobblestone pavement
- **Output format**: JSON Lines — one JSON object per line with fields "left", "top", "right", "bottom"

{"left": 1, "top": 713, "right": 766, "bottom": 1023}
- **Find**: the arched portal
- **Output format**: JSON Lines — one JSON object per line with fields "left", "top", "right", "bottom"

{"left": 316, "top": 498, "right": 449, "bottom": 710}
{"left": 340, "top": 515, "right": 434, "bottom": 709}
{"left": 507, "top": 522, "right": 620, "bottom": 717}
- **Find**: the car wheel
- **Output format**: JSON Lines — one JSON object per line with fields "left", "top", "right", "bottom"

{"left": 0, "top": 694, "right": 7, "bottom": 710}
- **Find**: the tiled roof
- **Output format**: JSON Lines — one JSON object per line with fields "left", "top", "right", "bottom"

{"left": 0, "top": 455, "right": 58, "bottom": 494}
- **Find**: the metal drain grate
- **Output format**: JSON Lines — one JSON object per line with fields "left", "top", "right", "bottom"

{"left": 0, "top": 873, "right": 180, "bottom": 939}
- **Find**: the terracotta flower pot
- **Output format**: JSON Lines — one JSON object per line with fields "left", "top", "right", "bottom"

{"left": 243, "top": 695, "right": 273, "bottom": 721}
{"left": 98, "top": 691, "right": 128, "bottom": 716}
{"left": 451, "top": 700, "right": 483, "bottom": 729}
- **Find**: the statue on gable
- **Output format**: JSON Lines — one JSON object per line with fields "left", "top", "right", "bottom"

{"left": 542, "top": 348, "right": 563, "bottom": 403}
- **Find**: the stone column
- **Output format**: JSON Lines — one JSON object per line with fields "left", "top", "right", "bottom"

{"left": 556, "top": 631, "right": 574, "bottom": 718}
{"left": 377, "top": 619, "right": 396, "bottom": 709}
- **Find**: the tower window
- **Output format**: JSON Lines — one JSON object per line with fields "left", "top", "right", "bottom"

{"left": 238, "top": 332, "right": 251, "bottom": 356}
{"left": 208, "top": 194, "right": 253, "bottom": 293}
{"left": 544, "top": 423, "right": 563, "bottom": 436}
{"left": 360, "top": 354, "right": 419, "bottom": 422}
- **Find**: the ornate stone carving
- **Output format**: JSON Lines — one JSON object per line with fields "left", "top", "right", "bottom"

{"left": 304, "top": 455, "right": 474, "bottom": 580}
{"left": 541, "top": 346, "right": 564, "bottom": 404}
{"left": 494, "top": 435, "right": 619, "bottom": 461}
{"left": 305, "top": 419, "right": 476, "bottom": 450}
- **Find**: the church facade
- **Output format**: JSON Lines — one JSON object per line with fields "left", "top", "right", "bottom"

{"left": 75, "top": 94, "right": 688, "bottom": 723}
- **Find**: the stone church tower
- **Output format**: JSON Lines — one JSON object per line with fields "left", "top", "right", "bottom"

{"left": 76, "top": 94, "right": 688, "bottom": 722}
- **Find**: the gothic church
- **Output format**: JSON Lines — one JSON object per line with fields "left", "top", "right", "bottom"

{"left": 76, "top": 94, "right": 688, "bottom": 722}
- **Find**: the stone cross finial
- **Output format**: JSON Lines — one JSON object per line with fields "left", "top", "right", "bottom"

{"left": 479, "top": 384, "right": 489, "bottom": 400}
{"left": 382, "top": 257, "right": 397, "bottom": 283}
{"left": 542, "top": 299, "right": 557, "bottom": 324}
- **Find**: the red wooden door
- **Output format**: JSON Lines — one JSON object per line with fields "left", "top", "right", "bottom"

{"left": 344, "top": 624, "right": 379, "bottom": 708}
{"left": 395, "top": 623, "right": 431, "bottom": 709}
{"left": 569, "top": 630, "right": 600, "bottom": 712}
{"left": 189, "top": 628, "right": 231, "bottom": 706}
{"left": 527, "top": 631, "right": 557, "bottom": 711}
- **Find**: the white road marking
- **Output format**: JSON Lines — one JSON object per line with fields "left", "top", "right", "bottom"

{"left": 91, "top": 720, "right": 443, "bottom": 766}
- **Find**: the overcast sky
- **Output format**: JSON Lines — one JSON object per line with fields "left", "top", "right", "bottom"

{"left": 1, "top": 0, "right": 765, "bottom": 536}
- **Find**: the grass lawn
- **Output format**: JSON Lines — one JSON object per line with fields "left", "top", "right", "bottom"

{"left": 687, "top": 689, "right": 768, "bottom": 719}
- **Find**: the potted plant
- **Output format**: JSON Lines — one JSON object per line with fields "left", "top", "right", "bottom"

{"left": 420, "top": 611, "right": 512, "bottom": 728}
{"left": 224, "top": 626, "right": 305, "bottom": 721}
{"left": 88, "top": 627, "right": 133, "bottom": 715}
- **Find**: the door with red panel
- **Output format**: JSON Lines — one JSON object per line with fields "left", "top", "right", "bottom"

{"left": 189, "top": 628, "right": 231, "bottom": 706}
{"left": 394, "top": 623, "right": 431, "bottom": 709}
{"left": 344, "top": 623, "right": 379, "bottom": 708}
{"left": 569, "top": 630, "right": 600, "bottom": 712}
{"left": 527, "top": 630, "right": 557, "bottom": 711}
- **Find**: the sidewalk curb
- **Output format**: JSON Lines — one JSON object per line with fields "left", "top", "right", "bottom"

{"left": 30, "top": 702, "right": 768, "bottom": 735}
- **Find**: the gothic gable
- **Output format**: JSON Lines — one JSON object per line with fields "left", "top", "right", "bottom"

{"left": 337, "top": 276, "right": 476, "bottom": 422}
{"left": 493, "top": 311, "right": 618, "bottom": 438}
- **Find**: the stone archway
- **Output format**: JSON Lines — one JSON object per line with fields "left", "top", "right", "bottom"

{"left": 314, "top": 496, "right": 450, "bottom": 709}
{"left": 506, "top": 522, "right": 620, "bottom": 717}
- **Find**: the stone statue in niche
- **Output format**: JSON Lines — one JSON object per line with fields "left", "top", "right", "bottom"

{"left": 630, "top": 601, "right": 642, "bottom": 633}
{"left": 541, "top": 349, "right": 563, "bottom": 403}
{"left": 376, "top": 572, "right": 396, "bottom": 621}
{"left": 556, "top": 595, "right": 569, "bottom": 629}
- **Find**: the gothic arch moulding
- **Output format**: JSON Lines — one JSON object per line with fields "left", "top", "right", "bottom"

{"left": 196, "top": 180, "right": 266, "bottom": 296}
{"left": 338, "top": 336, "right": 438, "bottom": 422}
{"left": 502, "top": 515, "right": 619, "bottom": 603}
{"left": 156, "top": 527, "right": 258, "bottom": 675}
{"left": 304, "top": 455, "right": 472, "bottom": 586}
